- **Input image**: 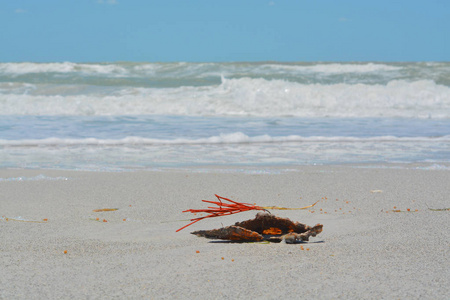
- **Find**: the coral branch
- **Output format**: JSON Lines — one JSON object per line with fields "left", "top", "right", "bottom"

{"left": 176, "top": 195, "right": 320, "bottom": 232}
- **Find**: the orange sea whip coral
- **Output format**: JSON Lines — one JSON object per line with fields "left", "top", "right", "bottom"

{"left": 176, "top": 194, "right": 319, "bottom": 232}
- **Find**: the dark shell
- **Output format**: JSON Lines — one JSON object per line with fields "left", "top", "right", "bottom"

{"left": 191, "top": 212, "right": 323, "bottom": 243}
{"left": 192, "top": 226, "right": 264, "bottom": 242}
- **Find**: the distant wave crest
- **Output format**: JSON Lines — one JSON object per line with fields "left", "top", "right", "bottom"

{"left": 0, "top": 62, "right": 128, "bottom": 76}
{"left": 262, "top": 62, "right": 401, "bottom": 74}
{"left": 0, "top": 62, "right": 401, "bottom": 76}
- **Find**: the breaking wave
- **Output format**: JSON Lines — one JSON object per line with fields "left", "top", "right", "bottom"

{"left": 1, "top": 132, "right": 449, "bottom": 147}
{"left": 1, "top": 78, "right": 449, "bottom": 118}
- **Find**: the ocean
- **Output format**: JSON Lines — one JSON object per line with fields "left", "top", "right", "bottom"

{"left": 0, "top": 62, "right": 449, "bottom": 171}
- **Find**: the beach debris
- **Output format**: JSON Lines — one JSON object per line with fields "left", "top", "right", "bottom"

{"left": 92, "top": 208, "right": 118, "bottom": 212}
{"left": 89, "top": 217, "right": 108, "bottom": 222}
{"left": 1, "top": 216, "right": 48, "bottom": 223}
{"left": 176, "top": 194, "right": 319, "bottom": 232}
{"left": 370, "top": 190, "right": 383, "bottom": 193}
{"left": 191, "top": 212, "right": 323, "bottom": 244}
{"left": 427, "top": 207, "right": 450, "bottom": 211}
{"left": 384, "top": 208, "right": 419, "bottom": 213}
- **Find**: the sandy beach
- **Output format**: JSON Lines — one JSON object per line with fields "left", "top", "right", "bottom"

{"left": 0, "top": 166, "right": 449, "bottom": 299}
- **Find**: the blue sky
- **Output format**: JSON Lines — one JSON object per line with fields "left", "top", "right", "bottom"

{"left": 1, "top": 0, "right": 449, "bottom": 62}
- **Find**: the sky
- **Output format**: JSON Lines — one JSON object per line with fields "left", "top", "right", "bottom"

{"left": 1, "top": 0, "right": 449, "bottom": 62}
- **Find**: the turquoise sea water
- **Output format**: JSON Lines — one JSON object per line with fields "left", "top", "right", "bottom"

{"left": 1, "top": 62, "right": 449, "bottom": 171}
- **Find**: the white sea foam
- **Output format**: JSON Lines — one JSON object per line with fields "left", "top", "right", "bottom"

{"left": 0, "top": 174, "right": 69, "bottom": 182}
{"left": 2, "top": 133, "right": 448, "bottom": 170}
{"left": 414, "top": 164, "right": 450, "bottom": 171}
{"left": 1, "top": 78, "right": 449, "bottom": 118}
{"left": 1, "top": 133, "right": 449, "bottom": 147}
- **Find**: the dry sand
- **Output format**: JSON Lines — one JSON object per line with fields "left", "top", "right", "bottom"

{"left": 0, "top": 166, "right": 449, "bottom": 299}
